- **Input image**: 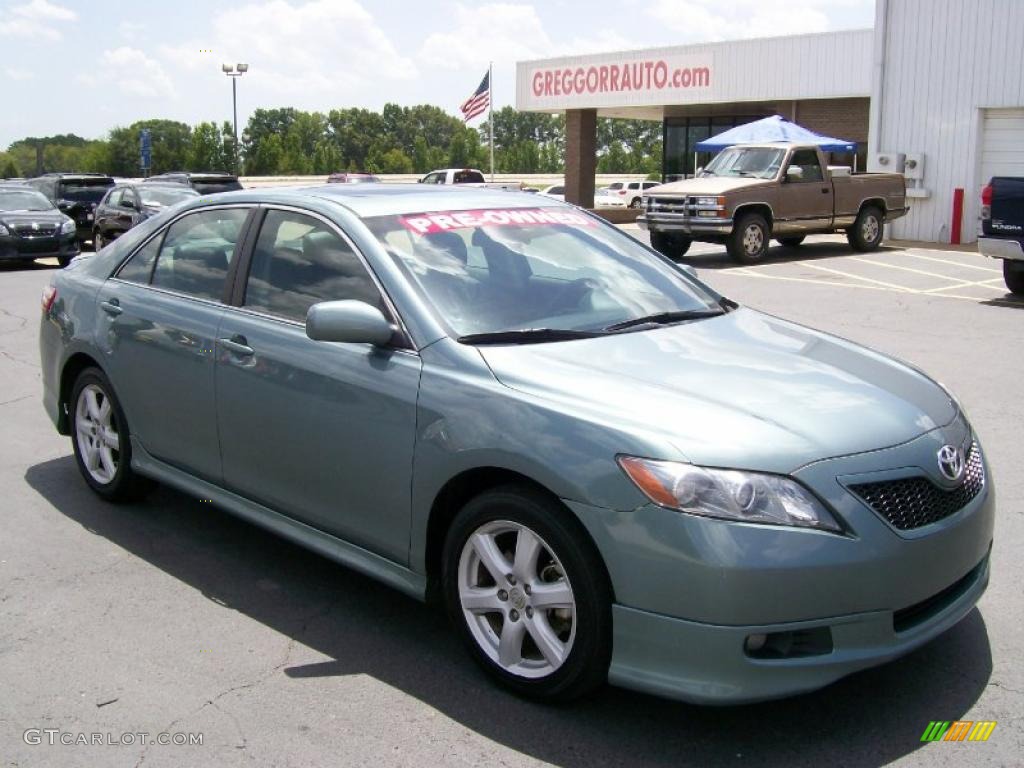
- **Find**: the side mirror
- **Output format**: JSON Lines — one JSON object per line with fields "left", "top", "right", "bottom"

{"left": 305, "top": 300, "right": 396, "bottom": 346}
{"left": 121, "top": 197, "right": 136, "bottom": 210}
{"left": 785, "top": 166, "right": 804, "bottom": 182}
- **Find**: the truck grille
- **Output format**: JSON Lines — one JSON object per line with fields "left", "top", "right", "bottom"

{"left": 647, "top": 197, "right": 690, "bottom": 215}
{"left": 849, "top": 442, "right": 985, "bottom": 530}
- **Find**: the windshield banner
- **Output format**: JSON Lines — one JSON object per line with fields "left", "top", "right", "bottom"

{"left": 400, "top": 208, "right": 596, "bottom": 234}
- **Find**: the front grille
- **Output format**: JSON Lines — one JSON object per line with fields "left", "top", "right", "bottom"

{"left": 14, "top": 225, "right": 58, "bottom": 237}
{"left": 647, "top": 196, "right": 690, "bottom": 215}
{"left": 849, "top": 442, "right": 984, "bottom": 530}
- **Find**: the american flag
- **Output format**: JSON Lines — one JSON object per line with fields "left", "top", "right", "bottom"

{"left": 460, "top": 71, "right": 490, "bottom": 122}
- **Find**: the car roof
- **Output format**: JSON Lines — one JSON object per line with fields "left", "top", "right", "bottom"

{"left": 188, "top": 184, "right": 567, "bottom": 218}
{"left": 40, "top": 173, "right": 113, "bottom": 180}
{"left": 120, "top": 181, "right": 198, "bottom": 191}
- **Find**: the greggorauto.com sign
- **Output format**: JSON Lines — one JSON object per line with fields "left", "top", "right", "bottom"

{"left": 519, "top": 52, "right": 712, "bottom": 110}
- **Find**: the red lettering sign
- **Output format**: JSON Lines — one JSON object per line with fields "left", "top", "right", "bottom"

{"left": 399, "top": 209, "right": 597, "bottom": 235}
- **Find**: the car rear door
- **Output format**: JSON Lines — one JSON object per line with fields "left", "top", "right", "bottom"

{"left": 214, "top": 206, "right": 421, "bottom": 563}
{"left": 94, "top": 205, "right": 253, "bottom": 483}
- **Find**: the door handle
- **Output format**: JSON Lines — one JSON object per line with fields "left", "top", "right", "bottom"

{"left": 219, "top": 336, "right": 254, "bottom": 356}
{"left": 100, "top": 299, "right": 122, "bottom": 316}
{"left": 821, "top": 187, "right": 830, "bottom": 194}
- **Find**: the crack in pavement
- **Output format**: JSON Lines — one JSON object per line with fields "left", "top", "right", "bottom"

{"left": 0, "top": 394, "right": 33, "bottom": 408}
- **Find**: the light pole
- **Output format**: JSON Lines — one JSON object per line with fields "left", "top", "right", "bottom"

{"left": 222, "top": 63, "right": 249, "bottom": 173}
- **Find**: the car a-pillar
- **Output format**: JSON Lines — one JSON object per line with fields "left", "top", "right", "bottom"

{"left": 564, "top": 109, "right": 597, "bottom": 209}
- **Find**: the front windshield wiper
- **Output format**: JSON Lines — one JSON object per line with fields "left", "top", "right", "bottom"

{"left": 603, "top": 309, "right": 725, "bottom": 332}
{"left": 457, "top": 328, "right": 606, "bottom": 345}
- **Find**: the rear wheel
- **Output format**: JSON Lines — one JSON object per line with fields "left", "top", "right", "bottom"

{"left": 70, "top": 368, "right": 153, "bottom": 502}
{"left": 57, "top": 254, "right": 73, "bottom": 268}
{"left": 847, "top": 206, "right": 884, "bottom": 252}
{"left": 1004, "top": 259, "right": 1024, "bottom": 294}
{"left": 442, "top": 485, "right": 612, "bottom": 702}
{"left": 727, "top": 213, "right": 770, "bottom": 263}
{"left": 93, "top": 230, "right": 105, "bottom": 251}
{"left": 778, "top": 235, "right": 806, "bottom": 247}
{"left": 650, "top": 230, "right": 692, "bottom": 260}
{"left": 628, "top": 196, "right": 643, "bottom": 209}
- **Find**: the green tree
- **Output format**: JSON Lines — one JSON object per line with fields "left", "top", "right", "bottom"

{"left": 1, "top": 156, "right": 19, "bottom": 178}
{"left": 188, "top": 122, "right": 225, "bottom": 171}
{"left": 366, "top": 145, "right": 413, "bottom": 174}
{"left": 247, "top": 133, "right": 285, "bottom": 175}
{"left": 107, "top": 120, "right": 191, "bottom": 176}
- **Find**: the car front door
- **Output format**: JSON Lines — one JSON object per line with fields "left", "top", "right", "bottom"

{"left": 776, "top": 149, "right": 834, "bottom": 234}
{"left": 94, "top": 205, "right": 252, "bottom": 482}
{"left": 215, "top": 207, "right": 421, "bottom": 563}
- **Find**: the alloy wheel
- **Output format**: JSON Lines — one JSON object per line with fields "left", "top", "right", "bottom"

{"left": 457, "top": 520, "right": 576, "bottom": 678}
{"left": 861, "top": 214, "right": 880, "bottom": 243}
{"left": 75, "top": 383, "right": 120, "bottom": 485}
{"left": 743, "top": 223, "right": 764, "bottom": 255}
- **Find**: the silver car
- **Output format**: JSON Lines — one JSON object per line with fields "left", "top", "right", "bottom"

{"left": 39, "top": 186, "right": 994, "bottom": 704}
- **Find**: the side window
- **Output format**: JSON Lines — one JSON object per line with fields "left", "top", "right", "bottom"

{"left": 243, "top": 210, "right": 384, "bottom": 323}
{"left": 106, "top": 189, "right": 123, "bottom": 207}
{"left": 151, "top": 208, "right": 248, "bottom": 301}
{"left": 117, "top": 235, "right": 162, "bottom": 284}
{"left": 787, "top": 150, "right": 824, "bottom": 182}
{"left": 627, "top": 182, "right": 640, "bottom": 190}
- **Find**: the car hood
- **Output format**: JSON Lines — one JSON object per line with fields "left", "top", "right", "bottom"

{"left": 0, "top": 210, "right": 65, "bottom": 227}
{"left": 476, "top": 308, "right": 956, "bottom": 473}
{"left": 647, "top": 177, "right": 774, "bottom": 196}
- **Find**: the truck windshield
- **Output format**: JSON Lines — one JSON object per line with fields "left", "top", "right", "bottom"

{"left": 702, "top": 148, "right": 784, "bottom": 179}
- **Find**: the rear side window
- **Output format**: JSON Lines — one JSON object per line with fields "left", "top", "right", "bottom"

{"left": 243, "top": 210, "right": 383, "bottom": 323}
{"left": 117, "top": 235, "right": 161, "bottom": 284}
{"left": 453, "top": 170, "right": 485, "bottom": 184}
{"left": 151, "top": 208, "right": 248, "bottom": 301}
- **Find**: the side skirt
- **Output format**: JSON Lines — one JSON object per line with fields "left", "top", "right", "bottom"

{"left": 130, "top": 438, "right": 428, "bottom": 601}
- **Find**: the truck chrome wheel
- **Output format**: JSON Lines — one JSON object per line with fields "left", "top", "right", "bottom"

{"left": 861, "top": 214, "right": 880, "bottom": 243}
{"left": 742, "top": 222, "right": 764, "bottom": 256}
{"left": 75, "top": 383, "right": 120, "bottom": 485}
{"left": 457, "top": 520, "right": 576, "bottom": 678}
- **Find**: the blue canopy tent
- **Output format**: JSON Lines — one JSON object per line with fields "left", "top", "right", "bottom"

{"left": 693, "top": 115, "right": 858, "bottom": 171}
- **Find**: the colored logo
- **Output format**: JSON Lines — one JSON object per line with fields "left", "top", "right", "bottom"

{"left": 921, "top": 721, "right": 996, "bottom": 742}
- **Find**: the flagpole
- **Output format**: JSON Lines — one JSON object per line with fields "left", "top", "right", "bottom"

{"left": 488, "top": 61, "right": 494, "bottom": 182}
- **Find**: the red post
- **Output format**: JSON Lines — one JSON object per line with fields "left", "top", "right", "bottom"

{"left": 950, "top": 187, "right": 965, "bottom": 244}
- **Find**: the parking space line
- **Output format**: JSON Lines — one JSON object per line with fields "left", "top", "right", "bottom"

{"left": 849, "top": 256, "right": 976, "bottom": 283}
{"left": 905, "top": 252, "right": 1001, "bottom": 273}
{"left": 728, "top": 267, "right": 990, "bottom": 303}
{"left": 800, "top": 262, "right": 918, "bottom": 292}
{"left": 921, "top": 279, "right": 1006, "bottom": 293}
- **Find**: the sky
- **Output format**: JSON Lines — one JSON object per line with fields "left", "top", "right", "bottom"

{"left": 0, "top": 0, "right": 875, "bottom": 147}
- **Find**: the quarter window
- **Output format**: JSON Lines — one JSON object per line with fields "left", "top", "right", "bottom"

{"left": 243, "top": 210, "right": 384, "bottom": 323}
{"left": 150, "top": 208, "right": 248, "bottom": 301}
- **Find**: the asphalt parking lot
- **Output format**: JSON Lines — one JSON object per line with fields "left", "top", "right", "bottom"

{"left": 1, "top": 234, "right": 1022, "bottom": 767}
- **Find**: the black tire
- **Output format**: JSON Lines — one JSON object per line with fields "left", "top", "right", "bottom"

{"left": 650, "top": 230, "right": 692, "bottom": 260}
{"left": 847, "top": 206, "right": 884, "bottom": 252}
{"left": 628, "top": 196, "right": 642, "bottom": 209}
{"left": 70, "top": 367, "right": 153, "bottom": 502}
{"left": 1004, "top": 259, "right": 1024, "bottom": 295}
{"left": 442, "top": 484, "right": 612, "bottom": 703}
{"left": 777, "top": 235, "right": 806, "bottom": 247}
{"left": 57, "top": 254, "right": 73, "bottom": 268}
{"left": 727, "top": 212, "right": 770, "bottom": 264}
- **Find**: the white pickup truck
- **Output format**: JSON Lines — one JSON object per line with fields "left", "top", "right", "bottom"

{"left": 418, "top": 168, "right": 521, "bottom": 191}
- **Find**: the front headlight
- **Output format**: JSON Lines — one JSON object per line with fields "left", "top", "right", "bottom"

{"left": 60, "top": 217, "right": 76, "bottom": 234}
{"left": 695, "top": 196, "right": 725, "bottom": 208}
{"left": 618, "top": 456, "right": 841, "bottom": 531}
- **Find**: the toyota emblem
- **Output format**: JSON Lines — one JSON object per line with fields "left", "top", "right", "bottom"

{"left": 937, "top": 445, "right": 965, "bottom": 482}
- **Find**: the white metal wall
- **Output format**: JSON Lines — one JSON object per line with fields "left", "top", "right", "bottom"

{"left": 871, "top": 0, "right": 1024, "bottom": 242}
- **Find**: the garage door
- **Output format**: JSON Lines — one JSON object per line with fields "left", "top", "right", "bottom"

{"left": 980, "top": 108, "right": 1024, "bottom": 184}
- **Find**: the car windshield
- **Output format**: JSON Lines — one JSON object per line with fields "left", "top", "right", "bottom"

{"left": 365, "top": 207, "right": 721, "bottom": 338}
{"left": 0, "top": 190, "right": 54, "bottom": 212}
{"left": 58, "top": 180, "right": 113, "bottom": 202}
{"left": 702, "top": 148, "right": 785, "bottom": 179}
{"left": 138, "top": 187, "right": 199, "bottom": 207}
{"left": 191, "top": 179, "right": 242, "bottom": 194}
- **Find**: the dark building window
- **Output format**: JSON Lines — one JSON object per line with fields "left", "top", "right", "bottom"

{"left": 662, "top": 115, "right": 769, "bottom": 181}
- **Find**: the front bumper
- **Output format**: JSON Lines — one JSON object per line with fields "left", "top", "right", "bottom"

{"left": 609, "top": 551, "right": 988, "bottom": 704}
{"left": 978, "top": 236, "right": 1024, "bottom": 261}
{"left": 637, "top": 213, "right": 733, "bottom": 235}
{"left": 0, "top": 232, "right": 79, "bottom": 261}
{"left": 567, "top": 415, "right": 995, "bottom": 703}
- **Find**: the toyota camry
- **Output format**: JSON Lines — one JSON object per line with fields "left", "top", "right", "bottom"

{"left": 39, "top": 185, "right": 994, "bottom": 704}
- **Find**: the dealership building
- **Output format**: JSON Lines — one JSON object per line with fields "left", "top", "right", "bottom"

{"left": 516, "top": 0, "right": 1024, "bottom": 243}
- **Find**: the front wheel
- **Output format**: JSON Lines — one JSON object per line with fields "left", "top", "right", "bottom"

{"left": 70, "top": 367, "right": 153, "bottom": 502}
{"left": 628, "top": 196, "right": 642, "bottom": 209}
{"left": 727, "top": 213, "right": 770, "bottom": 263}
{"left": 650, "top": 230, "right": 692, "bottom": 260}
{"left": 442, "top": 485, "right": 612, "bottom": 702}
{"left": 847, "top": 206, "right": 884, "bottom": 252}
{"left": 1004, "top": 259, "right": 1024, "bottom": 294}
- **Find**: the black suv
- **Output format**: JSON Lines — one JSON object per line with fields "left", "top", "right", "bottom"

{"left": 144, "top": 172, "right": 243, "bottom": 195}
{"left": 24, "top": 173, "right": 115, "bottom": 245}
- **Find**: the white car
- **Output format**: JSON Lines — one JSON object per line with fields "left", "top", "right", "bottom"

{"left": 539, "top": 184, "right": 565, "bottom": 201}
{"left": 597, "top": 180, "right": 661, "bottom": 209}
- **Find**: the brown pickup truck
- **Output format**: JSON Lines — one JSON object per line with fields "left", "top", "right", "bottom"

{"left": 638, "top": 143, "right": 908, "bottom": 263}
